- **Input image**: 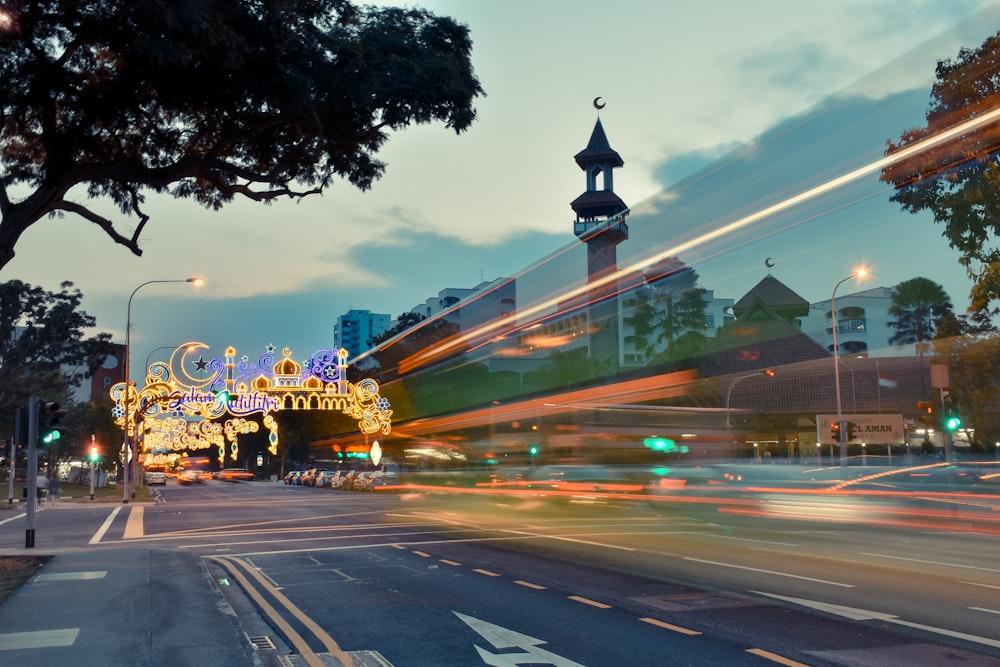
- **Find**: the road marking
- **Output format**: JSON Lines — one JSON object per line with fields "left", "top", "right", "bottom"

{"left": 473, "top": 568, "right": 501, "bottom": 577}
{"left": 862, "top": 552, "right": 1000, "bottom": 574}
{"left": 970, "top": 606, "right": 1000, "bottom": 615}
{"left": 960, "top": 580, "right": 1000, "bottom": 591}
{"left": 455, "top": 611, "right": 586, "bottom": 667}
{"left": 0, "top": 628, "right": 79, "bottom": 650}
{"left": 88, "top": 505, "right": 122, "bottom": 544}
{"left": 746, "top": 648, "right": 811, "bottom": 666}
{"left": 639, "top": 617, "right": 701, "bottom": 635}
{"left": 568, "top": 595, "right": 611, "bottom": 609}
{"left": 440, "top": 559, "right": 462, "bottom": 566}
{"left": 754, "top": 590, "right": 1000, "bottom": 649}
{"left": 684, "top": 557, "right": 854, "bottom": 587}
{"left": 515, "top": 580, "right": 547, "bottom": 590}
{"left": 123, "top": 505, "right": 144, "bottom": 539}
{"left": 412, "top": 550, "right": 432, "bottom": 558}
{"left": 0, "top": 512, "right": 25, "bottom": 527}
{"left": 210, "top": 555, "right": 356, "bottom": 667}
{"left": 34, "top": 571, "right": 106, "bottom": 582}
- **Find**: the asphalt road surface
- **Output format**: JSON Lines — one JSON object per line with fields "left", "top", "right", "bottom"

{"left": 1, "top": 476, "right": 998, "bottom": 667}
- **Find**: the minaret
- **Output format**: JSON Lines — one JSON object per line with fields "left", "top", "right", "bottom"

{"left": 571, "top": 101, "right": 629, "bottom": 373}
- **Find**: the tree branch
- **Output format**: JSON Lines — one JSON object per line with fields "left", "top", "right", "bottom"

{"left": 53, "top": 200, "right": 144, "bottom": 257}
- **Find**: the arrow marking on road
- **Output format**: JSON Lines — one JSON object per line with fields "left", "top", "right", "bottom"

{"left": 753, "top": 591, "right": 1000, "bottom": 649}
{"left": 455, "top": 611, "right": 587, "bottom": 666}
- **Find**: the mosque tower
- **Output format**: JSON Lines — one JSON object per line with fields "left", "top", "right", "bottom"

{"left": 570, "top": 102, "right": 629, "bottom": 372}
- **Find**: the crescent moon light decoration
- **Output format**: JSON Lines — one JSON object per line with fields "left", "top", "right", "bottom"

{"left": 593, "top": 97, "right": 606, "bottom": 110}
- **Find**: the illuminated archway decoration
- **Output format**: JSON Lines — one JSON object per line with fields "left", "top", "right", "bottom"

{"left": 111, "top": 343, "right": 392, "bottom": 460}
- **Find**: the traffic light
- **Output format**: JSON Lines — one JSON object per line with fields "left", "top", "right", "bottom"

{"left": 88, "top": 444, "right": 100, "bottom": 462}
{"left": 846, "top": 422, "right": 857, "bottom": 441}
{"left": 830, "top": 420, "right": 841, "bottom": 441}
{"left": 39, "top": 402, "right": 66, "bottom": 445}
{"left": 943, "top": 413, "right": 962, "bottom": 431}
{"left": 916, "top": 401, "right": 935, "bottom": 427}
{"left": 943, "top": 396, "right": 962, "bottom": 432}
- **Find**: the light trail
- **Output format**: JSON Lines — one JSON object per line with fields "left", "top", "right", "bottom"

{"left": 388, "top": 105, "right": 1000, "bottom": 370}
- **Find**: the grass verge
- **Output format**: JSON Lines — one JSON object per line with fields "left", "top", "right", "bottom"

{"left": 0, "top": 556, "right": 50, "bottom": 605}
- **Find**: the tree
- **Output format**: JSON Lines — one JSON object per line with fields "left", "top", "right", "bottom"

{"left": 0, "top": 1, "right": 483, "bottom": 270}
{"left": 630, "top": 260, "right": 709, "bottom": 364}
{"left": 0, "top": 280, "right": 115, "bottom": 412}
{"left": 886, "top": 277, "right": 954, "bottom": 354}
{"left": 879, "top": 30, "right": 1000, "bottom": 320}
{"left": 933, "top": 330, "right": 1000, "bottom": 447}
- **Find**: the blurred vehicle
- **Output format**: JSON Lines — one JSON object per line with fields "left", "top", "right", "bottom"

{"left": 284, "top": 470, "right": 301, "bottom": 485}
{"left": 144, "top": 470, "right": 167, "bottom": 486}
{"left": 300, "top": 468, "right": 319, "bottom": 486}
{"left": 314, "top": 470, "right": 338, "bottom": 487}
{"left": 328, "top": 471, "right": 348, "bottom": 489}
{"left": 177, "top": 470, "right": 202, "bottom": 485}
{"left": 218, "top": 468, "right": 253, "bottom": 482}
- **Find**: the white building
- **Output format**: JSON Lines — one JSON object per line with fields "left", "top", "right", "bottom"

{"left": 799, "top": 286, "right": 914, "bottom": 357}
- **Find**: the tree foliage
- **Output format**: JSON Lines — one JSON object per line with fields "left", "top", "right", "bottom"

{"left": 0, "top": 0, "right": 483, "bottom": 269}
{"left": 886, "top": 277, "right": 953, "bottom": 351}
{"left": 879, "top": 30, "right": 1000, "bottom": 320}
{"left": 630, "top": 260, "right": 709, "bottom": 364}
{"left": 933, "top": 329, "right": 1000, "bottom": 446}
{"left": 0, "top": 280, "right": 115, "bottom": 411}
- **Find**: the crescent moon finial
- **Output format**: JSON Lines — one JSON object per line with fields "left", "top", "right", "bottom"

{"left": 593, "top": 96, "right": 606, "bottom": 110}
{"left": 765, "top": 257, "right": 775, "bottom": 269}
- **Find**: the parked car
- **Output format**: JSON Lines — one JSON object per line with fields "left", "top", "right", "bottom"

{"left": 284, "top": 470, "right": 301, "bottom": 485}
{"left": 369, "top": 470, "right": 399, "bottom": 490}
{"left": 328, "top": 471, "right": 348, "bottom": 489}
{"left": 299, "top": 468, "right": 319, "bottom": 486}
{"left": 314, "top": 470, "right": 338, "bottom": 487}
{"left": 340, "top": 470, "right": 359, "bottom": 491}
{"left": 352, "top": 471, "right": 375, "bottom": 491}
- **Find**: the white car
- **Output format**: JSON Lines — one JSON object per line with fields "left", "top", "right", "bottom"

{"left": 145, "top": 471, "right": 167, "bottom": 486}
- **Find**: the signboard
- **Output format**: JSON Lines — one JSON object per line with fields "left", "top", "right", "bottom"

{"left": 816, "top": 413, "right": 905, "bottom": 445}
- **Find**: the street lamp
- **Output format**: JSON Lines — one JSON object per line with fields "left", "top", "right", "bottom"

{"left": 726, "top": 369, "right": 776, "bottom": 460}
{"left": 123, "top": 278, "right": 204, "bottom": 503}
{"left": 144, "top": 344, "right": 195, "bottom": 374}
{"left": 832, "top": 267, "right": 867, "bottom": 468}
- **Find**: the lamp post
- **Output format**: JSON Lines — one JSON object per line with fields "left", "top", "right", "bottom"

{"left": 123, "top": 278, "right": 204, "bottom": 503}
{"left": 832, "top": 268, "right": 866, "bottom": 468}
{"left": 726, "top": 369, "right": 776, "bottom": 460}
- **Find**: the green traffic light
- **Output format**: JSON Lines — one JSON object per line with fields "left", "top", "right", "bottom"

{"left": 944, "top": 415, "right": 962, "bottom": 431}
{"left": 41, "top": 429, "right": 60, "bottom": 444}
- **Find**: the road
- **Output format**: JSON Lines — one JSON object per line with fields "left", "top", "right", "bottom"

{"left": 1, "top": 475, "right": 998, "bottom": 666}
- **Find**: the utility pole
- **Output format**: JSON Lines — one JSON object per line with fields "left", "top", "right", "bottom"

{"left": 25, "top": 396, "right": 38, "bottom": 548}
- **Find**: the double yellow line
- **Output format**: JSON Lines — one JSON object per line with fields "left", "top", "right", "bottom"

{"left": 208, "top": 555, "right": 355, "bottom": 667}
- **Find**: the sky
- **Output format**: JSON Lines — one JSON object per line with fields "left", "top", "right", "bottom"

{"left": 4, "top": 0, "right": 1000, "bottom": 382}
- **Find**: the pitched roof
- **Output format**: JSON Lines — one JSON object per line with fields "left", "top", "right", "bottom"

{"left": 699, "top": 302, "right": 830, "bottom": 379}
{"left": 573, "top": 118, "right": 624, "bottom": 168}
{"left": 733, "top": 275, "right": 809, "bottom": 320}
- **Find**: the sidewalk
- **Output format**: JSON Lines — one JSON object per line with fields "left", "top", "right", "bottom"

{"left": 0, "top": 546, "right": 262, "bottom": 666}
